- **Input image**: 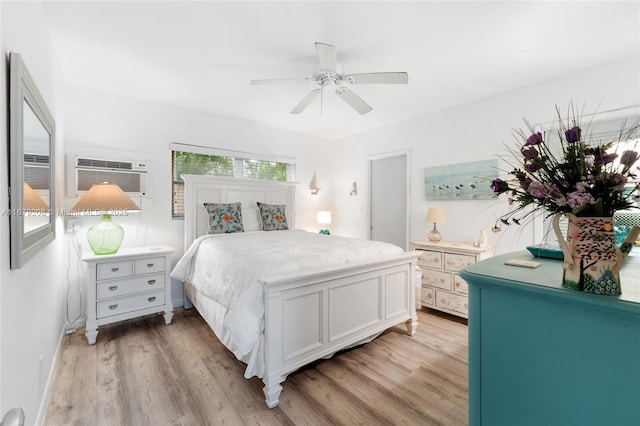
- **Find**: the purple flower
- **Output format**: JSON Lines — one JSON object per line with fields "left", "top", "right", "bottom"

{"left": 620, "top": 150, "right": 639, "bottom": 167}
{"left": 565, "top": 126, "right": 582, "bottom": 143}
{"left": 525, "top": 162, "right": 538, "bottom": 173}
{"left": 519, "top": 176, "right": 532, "bottom": 190}
{"left": 527, "top": 132, "right": 543, "bottom": 145}
{"left": 527, "top": 181, "right": 549, "bottom": 199}
{"left": 521, "top": 145, "right": 539, "bottom": 160}
{"left": 566, "top": 191, "right": 595, "bottom": 209}
{"left": 491, "top": 178, "right": 509, "bottom": 194}
{"left": 597, "top": 152, "right": 617, "bottom": 165}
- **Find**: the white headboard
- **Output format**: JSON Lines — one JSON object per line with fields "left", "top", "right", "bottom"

{"left": 182, "top": 175, "right": 297, "bottom": 250}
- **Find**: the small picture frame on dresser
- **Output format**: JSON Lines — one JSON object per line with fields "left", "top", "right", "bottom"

{"left": 81, "top": 245, "right": 175, "bottom": 344}
{"left": 409, "top": 241, "right": 494, "bottom": 318}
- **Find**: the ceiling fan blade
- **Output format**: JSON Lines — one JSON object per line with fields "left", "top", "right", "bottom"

{"left": 335, "top": 87, "right": 372, "bottom": 115}
{"left": 290, "top": 89, "right": 320, "bottom": 114}
{"left": 251, "top": 77, "right": 309, "bottom": 85}
{"left": 346, "top": 72, "right": 409, "bottom": 84}
{"left": 315, "top": 42, "right": 338, "bottom": 72}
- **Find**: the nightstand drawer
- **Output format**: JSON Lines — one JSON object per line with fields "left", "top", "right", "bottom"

{"left": 97, "top": 274, "right": 165, "bottom": 299}
{"left": 97, "top": 261, "right": 132, "bottom": 280}
{"left": 97, "top": 290, "right": 165, "bottom": 318}
{"left": 422, "top": 270, "right": 451, "bottom": 290}
{"left": 444, "top": 253, "right": 476, "bottom": 272}
{"left": 453, "top": 275, "right": 469, "bottom": 294}
{"left": 435, "top": 290, "right": 468, "bottom": 315}
{"left": 417, "top": 250, "right": 442, "bottom": 268}
{"left": 134, "top": 257, "right": 165, "bottom": 274}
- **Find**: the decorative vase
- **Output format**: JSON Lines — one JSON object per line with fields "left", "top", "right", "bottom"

{"left": 553, "top": 214, "right": 622, "bottom": 295}
{"left": 87, "top": 214, "right": 124, "bottom": 255}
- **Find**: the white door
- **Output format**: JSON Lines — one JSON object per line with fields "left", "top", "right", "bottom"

{"left": 369, "top": 153, "right": 408, "bottom": 249}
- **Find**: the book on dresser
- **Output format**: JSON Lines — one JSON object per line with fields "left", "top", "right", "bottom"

{"left": 409, "top": 241, "right": 494, "bottom": 318}
{"left": 82, "top": 245, "right": 175, "bottom": 344}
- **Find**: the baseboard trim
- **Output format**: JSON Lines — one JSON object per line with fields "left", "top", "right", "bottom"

{"left": 35, "top": 324, "right": 66, "bottom": 426}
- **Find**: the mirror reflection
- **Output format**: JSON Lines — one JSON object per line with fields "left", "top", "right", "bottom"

{"left": 22, "top": 99, "right": 51, "bottom": 233}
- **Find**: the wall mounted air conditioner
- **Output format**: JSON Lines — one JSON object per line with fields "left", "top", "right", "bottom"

{"left": 66, "top": 155, "right": 150, "bottom": 197}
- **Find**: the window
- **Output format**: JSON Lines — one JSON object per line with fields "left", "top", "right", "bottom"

{"left": 171, "top": 146, "right": 295, "bottom": 217}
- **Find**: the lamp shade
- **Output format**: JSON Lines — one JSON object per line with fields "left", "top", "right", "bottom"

{"left": 70, "top": 183, "right": 139, "bottom": 255}
{"left": 425, "top": 207, "right": 446, "bottom": 224}
{"left": 23, "top": 182, "right": 48, "bottom": 210}
{"left": 317, "top": 210, "right": 332, "bottom": 225}
{"left": 71, "top": 183, "right": 140, "bottom": 213}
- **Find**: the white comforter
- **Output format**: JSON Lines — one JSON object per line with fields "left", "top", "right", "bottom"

{"left": 170, "top": 230, "right": 403, "bottom": 378}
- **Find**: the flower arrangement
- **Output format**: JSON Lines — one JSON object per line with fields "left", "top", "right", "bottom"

{"left": 490, "top": 106, "right": 640, "bottom": 231}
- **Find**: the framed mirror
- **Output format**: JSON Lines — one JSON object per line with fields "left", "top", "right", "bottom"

{"left": 9, "top": 52, "right": 56, "bottom": 269}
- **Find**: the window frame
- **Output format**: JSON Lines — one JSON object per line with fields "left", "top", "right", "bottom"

{"left": 170, "top": 143, "right": 296, "bottom": 218}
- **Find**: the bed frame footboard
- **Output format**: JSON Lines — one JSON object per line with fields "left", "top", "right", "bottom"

{"left": 259, "top": 252, "right": 421, "bottom": 408}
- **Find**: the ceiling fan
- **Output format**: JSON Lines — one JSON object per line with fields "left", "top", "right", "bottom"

{"left": 250, "top": 42, "right": 408, "bottom": 115}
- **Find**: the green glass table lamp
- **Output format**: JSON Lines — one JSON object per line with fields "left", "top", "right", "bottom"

{"left": 70, "top": 183, "right": 140, "bottom": 255}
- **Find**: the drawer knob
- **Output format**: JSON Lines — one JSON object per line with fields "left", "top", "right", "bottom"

{"left": 108, "top": 285, "right": 118, "bottom": 291}
{"left": 109, "top": 304, "right": 118, "bottom": 310}
{"left": 148, "top": 296, "right": 156, "bottom": 302}
{"left": 148, "top": 279, "right": 156, "bottom": 285}
{"left": 146, "top": 263, "right": 154, "bottom": 268}
{"left": 111, "top": 267, "right": 119, "bottom": 272}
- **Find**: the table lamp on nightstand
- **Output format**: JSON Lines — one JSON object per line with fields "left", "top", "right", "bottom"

{"left": 425, "top": 207, "right": 446, "bottom": 242}
{"left": 318, "top": 210, "right": 332, "bottom": 235}
{"left": 70, "top": 182, "right": 140, "bottom": 255}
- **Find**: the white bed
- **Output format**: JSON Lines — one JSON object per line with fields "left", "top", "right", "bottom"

{"left": 171, "top": 175, "right": 421, "bottom": 408}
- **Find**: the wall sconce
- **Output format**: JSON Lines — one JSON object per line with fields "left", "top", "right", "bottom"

{"left": 317, "top": 210, "right": 332, "bottom": 235}
{"left": 310, "top": 172, "right": 320, "bottom": 195}
{"left": 425, "top": 207, "right": 446, "bottom": 242}
{"left": 350, "top": 182, "right": 357, "bottom": 196}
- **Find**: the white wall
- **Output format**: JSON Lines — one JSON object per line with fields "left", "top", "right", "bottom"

{"left": 0, "top": 1, "right": 66, "bottom": 423}
{"left": 329, "top": 55, "right": 640, "bottom": 255}
{"left": 62, "top": 85, "right": 332, "bottom": 311}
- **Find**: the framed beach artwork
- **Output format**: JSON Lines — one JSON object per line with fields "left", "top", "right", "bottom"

{"left": 424, "top": 159, "right": 498, "bottom": 200}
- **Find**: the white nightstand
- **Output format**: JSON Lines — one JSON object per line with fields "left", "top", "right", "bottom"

{"left": 82, "top": 245, "right": 175, "bottom": 344}
{"left": 410, "top": 241, "right": 493, "bottom": 318}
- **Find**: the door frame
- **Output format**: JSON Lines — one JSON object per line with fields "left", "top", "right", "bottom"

{"left": 367, "top": 149, "right": 411, "bottom": 249}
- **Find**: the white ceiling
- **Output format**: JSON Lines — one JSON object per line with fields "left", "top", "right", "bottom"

{"left": 42, "top": 1, "right": 640, "bottom": 140}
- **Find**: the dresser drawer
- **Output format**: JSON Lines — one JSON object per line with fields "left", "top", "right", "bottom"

{"left": 422, "top": 270, "right": 452, "bottom": 290}
{"left": 97, "top": 290, "right": 165, "bottom": 318}
{"left": 453, "top": 274, "right": 469, "bottom": 294}
{"left": 421, "top": 286, "right": 435, "bottom": 306}
{"left": 435, "top": 290, "right": 468, "bottom": 315}
{"left": 97, "top": 260, "right": 133, "bottom": 280}
{"left": 97, "top": 274, "right": 165, "bottom": 299}
{"left": 417, "top": 250, "right": 442, "bottom": 268}
{"left": 444, "top": 253, "right": 476, "bottom": 272}
{"left": 134, "top": 257, "right": 165, "bottom": 275}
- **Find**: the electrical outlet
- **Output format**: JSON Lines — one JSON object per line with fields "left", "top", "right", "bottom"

{"left": 65, "top": 217, "right": 80, "bottom": 233}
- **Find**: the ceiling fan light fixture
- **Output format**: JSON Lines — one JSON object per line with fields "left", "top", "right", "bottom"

{"left": 251, "top": 42, "right": 408, "bottom": 115}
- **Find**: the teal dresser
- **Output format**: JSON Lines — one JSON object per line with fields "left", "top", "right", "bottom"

{"left": 459, "top": 250, "right": 640, "bottom": 426}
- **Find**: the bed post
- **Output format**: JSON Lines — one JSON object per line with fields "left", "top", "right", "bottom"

{"left": 263, "top": 375, "right": 285, "bottom": 409}
{"left": 405, "top": 260, "right": 421, "bottom": 336}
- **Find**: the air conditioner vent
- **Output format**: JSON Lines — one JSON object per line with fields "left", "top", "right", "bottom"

{"left": 24, "top": 154, "right": 50, "bottom": 165}
{"left": 76, "top": 158, "right": 133, "bottom": 171}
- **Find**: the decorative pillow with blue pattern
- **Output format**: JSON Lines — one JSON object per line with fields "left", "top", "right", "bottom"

{"left": 257, "top": 202, "right": 289, "bottom": 231}
{"left": 204, "top": 202, "right": 244, "bottom": 234}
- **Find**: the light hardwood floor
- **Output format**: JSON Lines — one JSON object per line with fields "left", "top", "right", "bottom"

{"left": 46, "top": 308, "right": 468, "bottom": 425}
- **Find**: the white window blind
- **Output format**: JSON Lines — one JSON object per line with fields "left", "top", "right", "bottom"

{"left": 171, "top": 145, "right": 296, "bottom": 218}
